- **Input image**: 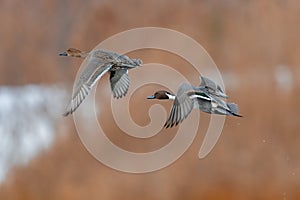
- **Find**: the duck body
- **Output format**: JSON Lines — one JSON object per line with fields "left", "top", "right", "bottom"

{"left": 191, "top": 90, "right": 240, "bottom": 117}
{"left": 147, "top": 76, "right": 242, "bottom": 128}
{"left": 59, "top": 48, "right": 142, "bottom": 116}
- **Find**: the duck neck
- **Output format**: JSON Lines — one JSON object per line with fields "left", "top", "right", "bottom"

{"left": 79, "top": 51, "right": 89, "bottom": 58}
{"left": 166, "top": 93, "right": 176, "bottom": 100}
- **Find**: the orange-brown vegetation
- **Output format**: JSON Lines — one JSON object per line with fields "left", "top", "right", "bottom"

{"left": 1, "top": 0, "right": 300, "bottom": 199}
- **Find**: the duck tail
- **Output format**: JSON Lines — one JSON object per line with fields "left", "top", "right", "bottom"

{"left": 227, "top": 103, "right": 243, "bottom": 117}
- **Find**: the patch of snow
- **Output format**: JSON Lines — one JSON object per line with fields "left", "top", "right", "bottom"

{"left": 0, "top": 84, "right": 67, "bottom": 183}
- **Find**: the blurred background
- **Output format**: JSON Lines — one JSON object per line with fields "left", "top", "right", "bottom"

{"left": 1, "top": 0, "right": 300, "bottom": 199}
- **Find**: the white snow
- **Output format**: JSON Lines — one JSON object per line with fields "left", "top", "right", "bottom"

{"left": 0, "top": 84, "right": 67, "bottom": 182}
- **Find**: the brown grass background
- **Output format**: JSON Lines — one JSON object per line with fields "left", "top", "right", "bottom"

{"left": 1, "top": 0, "right": 300, "bottom": 199}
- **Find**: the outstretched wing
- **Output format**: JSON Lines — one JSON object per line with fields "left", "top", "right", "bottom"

{"left": 200, "top": 76, "right": 216, "bottom": 88}
{"left": 164, "top": 83, "right": 195, "bottom": 128}
{"left": 110, "top": 69, "right": 130, "bottom": 99}
{"left": 199, "top": 76, "right": 228, "bottom": 98}
{"left": 63, "top": 56, "right": 113, "bottom": 116}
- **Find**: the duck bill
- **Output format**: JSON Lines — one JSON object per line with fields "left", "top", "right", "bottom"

{"left": 59, "top": 52, "right": 68, "bottom": 56}
{"left": 147, "top": 95, "right": 155, "bottom": 99}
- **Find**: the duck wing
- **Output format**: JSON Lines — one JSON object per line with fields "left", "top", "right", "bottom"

{"left": 110, "top": 69, "right": 130, "bottom": 99}
{"left": 63, "top": 56, "right": 113, "bottom": 116}
{"left": 117, "top": 57, "right": 142, "bottom": 68}
{"left": 200, "top": 76, "right": 215, "bottom": 88}
{"left": 199, "top": 76, "right": 228, "bottom": 98}
{"left": 164, "top": 83, "right": 195, "bottom": 128}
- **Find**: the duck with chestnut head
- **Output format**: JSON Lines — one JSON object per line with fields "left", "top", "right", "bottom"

{"left": 147, "top": 77, "right": 242, "bottom": 128}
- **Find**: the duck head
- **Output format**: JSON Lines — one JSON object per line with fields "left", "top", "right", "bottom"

{"left": 59, "top": 48, "right": 87, "bottom": 58}
{"left": 147, "top": 90, "right": 175, "bottom": 100}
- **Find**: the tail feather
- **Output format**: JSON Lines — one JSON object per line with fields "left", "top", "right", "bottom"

{"left": 227, "top": 103, "right": 243, "bottom": 117}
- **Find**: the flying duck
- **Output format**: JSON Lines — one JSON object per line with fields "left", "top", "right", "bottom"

{"left": 59, "top": 48, "right": 142, "bottom": 116}
{"left": 147, "top": 76, "right": 242, "bottom": 128}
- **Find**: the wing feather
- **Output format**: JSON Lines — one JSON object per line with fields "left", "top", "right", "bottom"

{"left": 63, "top": 56, "right": 112, "bottom": 116}
{"left": 110, "top": 69, "right": 130, "bottom": 99}
{"left": 164, "top": 83, "right": 195, "bottom": 128}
